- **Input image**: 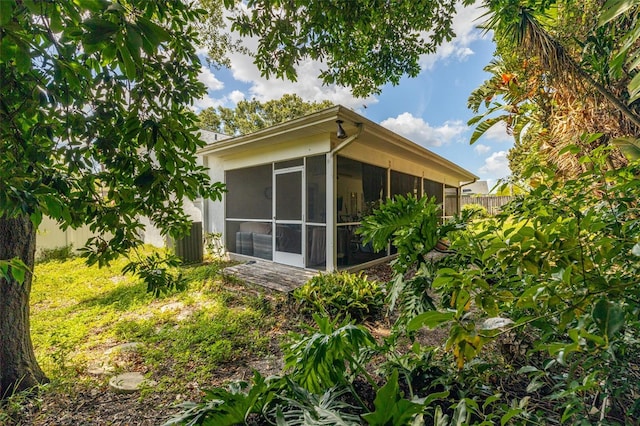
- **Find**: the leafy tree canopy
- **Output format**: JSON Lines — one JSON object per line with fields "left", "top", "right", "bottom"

{"left": 0, "top": 0, "right": 223, "bottom": 263}
{"left": 197, "top": 94, "right": 333, "bottom": 135}
{"left": 222, "top": 0, "right": 476, "bottom": 97}
{"left": 0, "top": 0, "right": 223, "bottom": 395}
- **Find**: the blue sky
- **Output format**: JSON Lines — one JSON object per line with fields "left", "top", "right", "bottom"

{"left": 193, "top": 5, "right": 513, "bottom": 187}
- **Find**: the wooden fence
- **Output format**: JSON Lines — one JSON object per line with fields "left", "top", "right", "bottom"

{"left": 460, "top": 196, "right": 515, "bottom": 216}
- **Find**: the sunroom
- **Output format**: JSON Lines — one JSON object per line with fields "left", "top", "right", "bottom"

{"left": 199, "top": 105, "right": 477, "bottom": 271}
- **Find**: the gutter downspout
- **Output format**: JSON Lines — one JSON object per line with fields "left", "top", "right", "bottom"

{"left": 459, "top": 178, "right": 478, "bottom": 215}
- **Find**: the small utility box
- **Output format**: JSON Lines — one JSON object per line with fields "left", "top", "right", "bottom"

{"left": 169, "top": 221, "right": 203, "bottom": 264}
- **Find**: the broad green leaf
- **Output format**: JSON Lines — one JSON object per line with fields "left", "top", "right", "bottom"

{"left": 469, "top": 115, "right": 508, "bottom": 145}
{"left": 1, "top": 258, "right": 30, "bottom": 284}
{"left": 117, "top": 42, "right": 137, "bottom": 80}
{"left": 517, "top": 365, "right": 540, "bottom": 374}
{"left": 407, "top": 311, "right": 455, "bottom": 331}
{"left": 0, "top": 0, "right": 16, "bottom": 26}
{"left": 361, "top": 369, "right": 399, "bottom": 425}
{"left": 627, "top": 71, "right": 640, "bottom": 104}
{"left": 592, "top": 298, "right": 625, "bottom": 340}
{"left": 74, "top": 0, "right": 108, "bottom": 12}
{"left": 83, "top": 18, "right": 119, "bottom": 37}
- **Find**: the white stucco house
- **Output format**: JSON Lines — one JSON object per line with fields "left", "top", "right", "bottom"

{"left": 198, "top": 105, "right": 477, "bottom": 272}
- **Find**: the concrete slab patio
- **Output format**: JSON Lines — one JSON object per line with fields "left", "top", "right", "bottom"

{"left": 222, "top": 260, "right": 320, "bottom": 292}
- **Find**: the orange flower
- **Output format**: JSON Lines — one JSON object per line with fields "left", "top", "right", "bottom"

{"left": 501, "top": 73, "right": 515, "bottom": 84}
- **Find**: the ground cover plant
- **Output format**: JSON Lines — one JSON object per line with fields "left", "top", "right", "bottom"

{"left": 292, "top": 272, "right": 385, "bottom": 323}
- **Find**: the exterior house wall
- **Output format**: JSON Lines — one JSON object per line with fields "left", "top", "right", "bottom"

{"left": 203, "top": 154, "right": 225, "bottom": 236}
{"left": 220, "top": 134, "right": 329, "bottom": 171}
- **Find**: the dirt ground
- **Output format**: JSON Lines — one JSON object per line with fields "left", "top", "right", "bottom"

{"left": 5, "top": 262, "right": 447, "bottom": 426}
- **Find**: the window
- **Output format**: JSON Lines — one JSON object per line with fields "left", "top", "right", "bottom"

{"left": 424, "top": 178, "right": 444, "bottom": 215}
{"left": 337, "top": 156, "right": 387, "bottom": 223}
{"left": 306, "top": 155, "right": 326, "bottom": 224}
{"left": 336, "top": 156, "right": 388, "bottom": 267}
{"left": 225, "top": 164, "right": 273, "bottom": 259}
{"left": 226, "top": 165, "right": 272, "bottom": 220}
{"left": 391, "top": 170, "right": 420, "bottom": 199}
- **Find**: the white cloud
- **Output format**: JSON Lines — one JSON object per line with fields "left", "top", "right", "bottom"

{"left": 381, "top": 112, "right": 467, "bottom": 147}
{"left": 419, "top": 4, "right": 487, "bottom": 70}
{"left": 482, "top": 121, "right": 513, "bottom": 142}
{"left": 198, "top": 66, "right": 224, "bottom": 91}
{"left": 228, "top": 90, "right": 245, "bottom": 105}
{"left": 224, "top": 34, "right": 375, "bottom": 109}
{"left": 474, "top": 143, "right": 491, "bottom": 155}
{"left": 478, "top": 150, "right": 510, "bottom": 178}
{"left": 192, "top": 94, "right": 224, "bottom": 111}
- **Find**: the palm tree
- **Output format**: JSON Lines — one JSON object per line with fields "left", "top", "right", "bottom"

{"left": 482, "top": 0, "right": 640, "bottom": 129}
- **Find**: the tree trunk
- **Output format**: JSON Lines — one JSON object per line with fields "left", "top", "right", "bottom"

{"left": 0, "top": 214, "right": 48, "bottom": 398}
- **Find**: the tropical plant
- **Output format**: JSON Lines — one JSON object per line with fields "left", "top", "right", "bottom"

{"left": 471, "top": 0, "right": 638, "bottom": 179}
{"left": 292, "top": 272, "right": 385, "bottom": 323}
{"left": 283, "top": 314, "right": 379, "bottom": 399}
{"left": 358, "top": 195, "right": 464, "bottom": 321}
{"left": 598, "top": 0, "right": 640, "bottom": 104}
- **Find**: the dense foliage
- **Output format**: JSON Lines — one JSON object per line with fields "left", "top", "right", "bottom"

{"left": 222, "top": 0, "right": 476, "bottom": 97}
{"left": 469, "top": 0, "right": 640, "bottom": 179}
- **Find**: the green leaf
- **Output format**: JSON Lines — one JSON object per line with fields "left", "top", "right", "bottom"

{"left": 361, "top": 370, "right": 400, "bottom": 425}
{"left": 592, "top": 298, "right": 625, "bottom": 340}
{"left": 407, "top": 311, "right": 455, "bottom": 331}
{"left": 74, "top": 0, "right": 108, "bottom": 12}
{"left": 1, "top": 258, "right": 30, "bottom": 284}
{"left": 117, "top": 42, "right": 137, "bottom": 80}
{"left": 517, "top": 365, "right": 540, "bottom": 374}
{"left": 136, "top": 16, "right": 170, "bottom": 47}
{"left": 362, "top": 370, "right": 424, "bottom": 426}
{"left": 469, "top": 115, "right": 508, "bottom": 145}
{"left": 83, "top": 18, "right": 119, "bottom": 37}
{"left": 0, "top": 0, "right": 16, "bottom": 26}
{"left": 611, "top": 137, "right": 640, "bottom": 161}
{"left": 598, "top": 0, "right": 638, "bottom": 25}
{"left": 501, "top": 407, "right": 523, "bottom": 425}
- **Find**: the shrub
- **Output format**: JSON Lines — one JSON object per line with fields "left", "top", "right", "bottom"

{"left": 36, "top": 244, "right": 75, "bottom": 263}
{"left": 461, "top": 203, "right": 489, "bottom": 219}
{"left": 292, "top": 271, "right": 384, "bottom": 322}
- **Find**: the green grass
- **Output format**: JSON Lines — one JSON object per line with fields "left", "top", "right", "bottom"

{"left": 30, "top": 252, "right": 285, "bottom": 392}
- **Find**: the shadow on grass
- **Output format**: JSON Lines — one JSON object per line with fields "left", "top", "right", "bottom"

{"left": 77, "top": 280, "right": 150, "bottom": 311}
{"left": 77, "top": 261, "right": 229, "bottom": 311}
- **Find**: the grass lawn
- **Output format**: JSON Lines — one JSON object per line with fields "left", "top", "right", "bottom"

{"left": 4, "top": 252, "right": 290, "bottom": 425}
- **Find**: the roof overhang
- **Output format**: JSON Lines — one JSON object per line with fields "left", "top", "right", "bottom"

{"left": 197, "top": 105, "right": 478, "bottom": 184}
